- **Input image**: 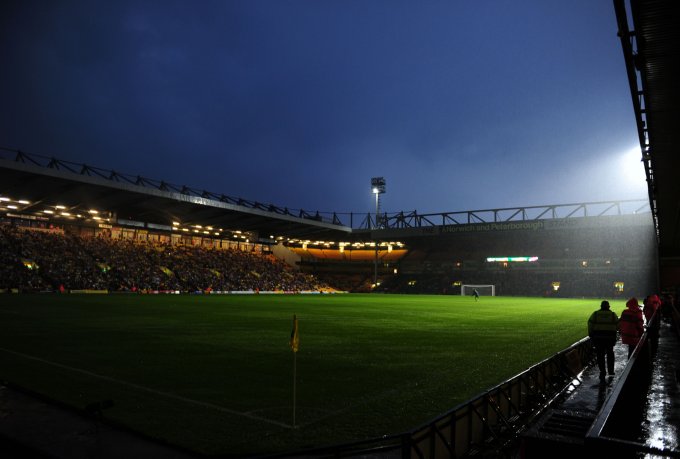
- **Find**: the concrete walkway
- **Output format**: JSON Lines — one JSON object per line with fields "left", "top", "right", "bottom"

{"left": 522, "top": 315, "right": 680, "bottom": 456}
{"left": 639, "top": 317, "right": 680, "bottom": 452}
{"left": 0, "top": 384, "right": 199, "bottom": 458}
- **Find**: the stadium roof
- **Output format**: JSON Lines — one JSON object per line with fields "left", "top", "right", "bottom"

{"left": 0, "top": 148, "right": 652, "bottom": 244}
{"left": 2, "top": 1, "right": 675, "bottom": 248}
{"left": 615, "top": 0, "right": 680, "bottom": 257}
{"left": 0, "top": 149, "right": 353, "bottom": 241}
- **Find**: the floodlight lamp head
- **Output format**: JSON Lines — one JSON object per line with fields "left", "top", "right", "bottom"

{"left": 370, "top": 176, "right": 386, "bottom": 194}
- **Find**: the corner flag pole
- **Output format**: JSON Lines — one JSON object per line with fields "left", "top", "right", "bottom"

{"left": 292, "top": 349, "right": 297, "bottom": 428}
{"left": 289, "top": 314, "right": 299, "bottom": 428}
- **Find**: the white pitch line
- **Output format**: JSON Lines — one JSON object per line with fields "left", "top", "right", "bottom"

{"left": 0, "top": 347, "right": 292, "bottom": 429}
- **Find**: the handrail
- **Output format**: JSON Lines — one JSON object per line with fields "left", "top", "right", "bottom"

{"left": 264, "top": 338, "right": 594, "bottom": 458}
{"left": 585, "top": 309, "right": 679, "bottom": 457}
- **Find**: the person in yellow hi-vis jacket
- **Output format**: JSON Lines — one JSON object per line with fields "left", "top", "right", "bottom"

{"left": 588, "top": 300, "right": 619, "bottom": 381}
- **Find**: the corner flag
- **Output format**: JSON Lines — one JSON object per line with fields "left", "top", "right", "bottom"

{"left": 289, "top": 314, "right": 299, "bottom": 353}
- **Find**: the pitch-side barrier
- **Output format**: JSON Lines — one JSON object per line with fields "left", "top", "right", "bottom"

{"left": 264, "top": 337, "right": 594, "bottom": 458}
{"left": 583, "top": 311, "right": 679, "bottom": 458}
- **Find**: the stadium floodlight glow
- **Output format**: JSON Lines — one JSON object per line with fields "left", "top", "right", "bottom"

{"left": 371, "top": 177, "right": 386, "bottom": 194}
{"left": 88, "top": 209, "right": 99, "bottom": 214}
{"left": 172, "top": 221, "right": 180, "bottom": 226}
{"left": 7, "top": 205, "right": 17, "bottom": 209}
{"left": 55, "top": 205, "right": 66, "bottom": 209}
{"left": 18, "top": 200, "right": 30, "bottom": 205}
{"left": 43, "top": 210, "right": 54, "bottom": 214}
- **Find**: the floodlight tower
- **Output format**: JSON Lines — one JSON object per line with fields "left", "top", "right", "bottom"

{"left": 371, "top": 177, "right": 386, "bottom": 229}
{"left": 370, "top": 177, "right": 386, "bottom": 289}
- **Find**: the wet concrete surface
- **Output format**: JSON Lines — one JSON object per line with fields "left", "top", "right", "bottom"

{"left": 0, "top": 384, "right": 198, "bottom": 458}
{"left": 558, "top": 337, "right": 630, "bottom": 415}
{"left": 527, "top": 316, "right": 680, "bottom": 456}
{"left": 639, "top": 319, "right": 680, "bottom": 453}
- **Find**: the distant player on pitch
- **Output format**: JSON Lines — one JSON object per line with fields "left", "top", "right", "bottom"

{"left": 473, "top": 288, "right": 479, "bottom": 301}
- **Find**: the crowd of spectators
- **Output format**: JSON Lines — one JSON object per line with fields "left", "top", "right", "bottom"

{"left": 0, "top": 225, "right": 327, "bottom": 293}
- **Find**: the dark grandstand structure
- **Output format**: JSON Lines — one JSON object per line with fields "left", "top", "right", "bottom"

{"left": 0, "top": 0, "right": 678, "bottom": 457}
{"left": 0, "top": 148, "right": 658, "bottom": 299}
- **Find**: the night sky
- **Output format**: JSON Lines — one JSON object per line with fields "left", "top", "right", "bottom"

{"left": 0, "top": 1, "right": 647, "bottom": 216}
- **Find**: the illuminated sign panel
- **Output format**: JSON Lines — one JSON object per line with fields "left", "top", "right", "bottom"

{"left": 486, "top": 256, "right": 538, "bottom": 263}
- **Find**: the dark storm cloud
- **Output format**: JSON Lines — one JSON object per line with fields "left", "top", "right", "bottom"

{"left": 0, "top": 1, "right": 646, "bottom": 214}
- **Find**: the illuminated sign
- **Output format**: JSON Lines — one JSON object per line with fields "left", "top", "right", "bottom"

{"left": 486, "top": 256, "right": 538, "bottom": 263}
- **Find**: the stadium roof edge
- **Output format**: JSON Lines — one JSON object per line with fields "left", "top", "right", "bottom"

{"left": 614, "top": 0, "right": 680, "bottom": 257}
{"left": 0, "top": 154, "right": 353, "bottom": 240}
{"left": 0, "top": 148, "right": 653, "bottom": 241}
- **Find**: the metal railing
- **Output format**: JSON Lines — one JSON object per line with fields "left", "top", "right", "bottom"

{"left": 585, "top": 310, "right": 679, "bottom": 457}
{"left": 266, "top": 338, "right": 594, "bottom": 458}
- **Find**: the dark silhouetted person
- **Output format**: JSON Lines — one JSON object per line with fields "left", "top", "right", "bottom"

{"left": 620, "top": 297, "right": 644, "bottom": 358}
{"left": 643, "top": 294, "right": 661, "bottom": 353}
{"left": 588, "top": 300, "right": 618, "bottom": 381}
{"left": 473, "top": 289, "right": 479, "bottom": 301}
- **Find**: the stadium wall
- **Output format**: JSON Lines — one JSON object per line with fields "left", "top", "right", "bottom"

{"left": 297, "top": 213, "right": 658, "bottom": 298}
{"left": 395, "top": 213, "right": 657, "bottom": 297}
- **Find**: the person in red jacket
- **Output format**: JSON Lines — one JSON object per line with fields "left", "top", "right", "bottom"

{"left": 620, "top": 297, "right": 645, "bottom": 358}
{"left": 643, "top": 294, "right": 660, "bottom": 323}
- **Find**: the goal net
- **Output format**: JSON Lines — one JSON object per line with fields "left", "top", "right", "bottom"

{"left": 461, "top": 284, "right": 496, "bottom": 296}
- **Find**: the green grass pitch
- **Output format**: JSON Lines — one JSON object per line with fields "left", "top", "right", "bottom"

{"left": 0, "top": 294, "right": 619, "bottom": 455}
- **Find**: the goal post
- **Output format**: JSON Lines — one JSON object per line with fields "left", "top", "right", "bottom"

{"left": 461, "top": 284, "right": 495, "bottom": 296}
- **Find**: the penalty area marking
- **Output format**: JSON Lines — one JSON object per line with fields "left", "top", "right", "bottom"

{"left": 0, "top": 346, "right": 292, "bottom": 429}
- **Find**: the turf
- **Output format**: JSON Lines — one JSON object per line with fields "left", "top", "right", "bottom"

{"left": 0, "top": 294, "right": 618, "bottom": 455}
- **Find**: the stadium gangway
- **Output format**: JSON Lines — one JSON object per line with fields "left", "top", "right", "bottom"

{"left": 583, "top": 309, "right": 680, "bottom": 458}
{"left": 261, "top": 337, "right": 595, "bottom": 459}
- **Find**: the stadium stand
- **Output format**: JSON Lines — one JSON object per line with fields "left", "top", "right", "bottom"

{"left": 1, "top": 0, "right": 679, "bottom": 456}
{"left": 370, "top": 213, "right": 658, "bottom": 298}
{"left": 0, "top": 223, "right": 328, "bottom": 293}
